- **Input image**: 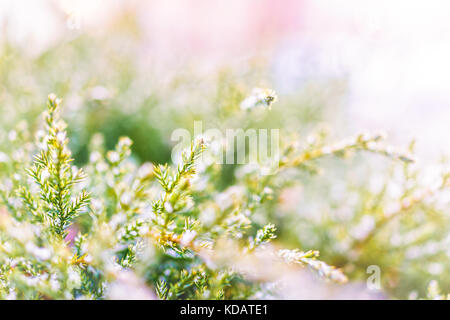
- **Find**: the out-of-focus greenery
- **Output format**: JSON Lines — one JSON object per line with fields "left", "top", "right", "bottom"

{"left": 0, "top": 13, "right": 333, "bottom": 166}
{"left": 0, "top": 12, "right": 449, "bottom": 300}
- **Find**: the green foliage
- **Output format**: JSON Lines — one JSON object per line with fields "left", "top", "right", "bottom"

{"left": 26, "top": 94, "right": 90, "bottom": 238}
{"left": 1, "top": 8, "right": 448, "bottom": 301}
{"left": 0, "top": 90, "right": 448, "bottom": 300}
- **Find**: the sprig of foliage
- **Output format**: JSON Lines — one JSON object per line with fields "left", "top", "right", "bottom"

{"left": 26, "top": 95, "right": 90, "bottom": 238}
{"left": 279, "top": 249, "right": 347, "bottom": 283}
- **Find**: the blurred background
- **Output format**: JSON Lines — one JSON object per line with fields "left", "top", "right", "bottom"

{"left": 1, "top": 0, "right": 449, "bottom": 164}
{"left": 0, "top": 0, "right": 449, "bottom": 299}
